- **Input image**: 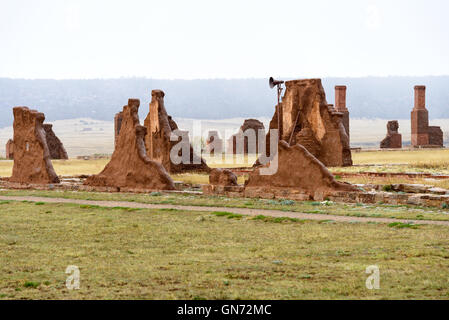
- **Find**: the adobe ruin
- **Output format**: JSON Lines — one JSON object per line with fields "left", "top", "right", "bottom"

{"left": 411, "top": 85, "right": 443, "bottom": 147}
{"left": 227, "top": 119, "right": 265, "bottom": 154}
{"left": 9, "top": 107, "right": 60, "bottom": 184}
{"left": 245, "top": 141, "right": 357, "bottom": 200}
{"left": 6, "top": 123, "right": 68, "bottom": 160}
{"left": 260, "top": 79, "right": 352, "bottom": 167}
{"left": 205, "top": 130, "right": 223, "bottom": 155}
{"left": 380, "top": 120, "right": 402, "bottom": 149}
{"left": 43, "top": 124, "right": 68, "bottom": 159}
{"left": 144, "top": 90, "right": 210, "bottom": 173}
{"left": 5, "top": 139, "right": 14, "bottom": 159}
{"left": 85, "top": 99, "right": 175, "bottom": 191}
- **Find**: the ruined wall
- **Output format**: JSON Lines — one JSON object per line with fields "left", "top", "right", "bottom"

{"left": 261, "top": 79, "right": 352, "bottom": 167}
{"left": 43, "top": 124, "right": 68, "bottom": 159}
{"left": 246, "top": 140, "right": 357, "bottom": 200}
{"left": 227, "top": 119, "right": 265, "bottom": 154}
{"left": 411, "top": 85, "right": 443, "bottom": 147}
{"left": 380, "top": 120, "right": 402, "bottom": 149}
{"left": 9, "top": 107, "right": 60, "bottom": 184}
{"left": 144, "top": 90, "right": 209, "bottom": 173}
{"left": 85, "top": 99, "right": 175, "bottom": 190}
{"left": 5, "top": 139, "right": 14, "bottom": 159}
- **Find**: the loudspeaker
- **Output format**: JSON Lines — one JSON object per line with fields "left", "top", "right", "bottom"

{"left": 269, "top": 77, "right": 284, "bottom": 89}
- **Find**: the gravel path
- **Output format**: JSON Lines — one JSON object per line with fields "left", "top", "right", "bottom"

{"left": 1, "top": 195, "right": 449, "bottom": 226}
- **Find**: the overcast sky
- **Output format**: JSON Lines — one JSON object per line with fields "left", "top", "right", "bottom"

{"left": 1, "top": 0, "right": 448, "bottom": 79}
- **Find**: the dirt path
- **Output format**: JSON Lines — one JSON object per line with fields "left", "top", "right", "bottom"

{"left": 2, "top": 195, "right": 449, "bottom": 226}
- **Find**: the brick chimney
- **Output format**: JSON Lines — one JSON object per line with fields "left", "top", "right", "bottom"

{"left": 411, "top": 85, "right": 429, "bottom": 146}
{"left": 334, "top": 86, "right": 348, "bottom": 112}
{"left": 334, "top": 86, "right": 350, "bottom": 142}
{"left": 414, "top": 85, "right": 426, "bottom": 110}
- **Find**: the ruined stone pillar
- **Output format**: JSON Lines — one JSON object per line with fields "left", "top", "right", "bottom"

{"left": 411, "top": 85, "right": 429, "bottom": 146}
{"left": 335, "top": 86, "right": 350, "bottom": 143}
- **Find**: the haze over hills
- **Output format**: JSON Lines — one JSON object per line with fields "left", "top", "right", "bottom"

{"left": 1, "top": 76, "right": 449, "bottom": 129}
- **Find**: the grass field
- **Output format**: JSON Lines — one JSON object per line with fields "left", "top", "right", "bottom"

{"left": 1, "top": 200, "right": 449, "bottom": 299}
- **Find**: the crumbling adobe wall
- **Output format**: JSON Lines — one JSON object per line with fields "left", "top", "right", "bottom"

{"left": 5, "top": 139, "right": 14, "bottom": 159}
{"left": 9, "top": 107, "right": 60, "bottom": 184}
{"left": 85, "top": 99, "right": 175, "bottom": 190}
{"left": 144, "top": 90, "right": 210, "bottom": 173}
{"left": 246, "top": 140, "right": 357, "bottom": 200}
{"left": 227, "top": 119, "right": 265, "bottom": 154}
{"left": 380, "top": 120, "right": 402, "bottom": 149}
{"left": 43, "top": 124, "right": 68, "bottom": 159}
{"left": 261, "top": 79, "right": 352, "bottom": 167}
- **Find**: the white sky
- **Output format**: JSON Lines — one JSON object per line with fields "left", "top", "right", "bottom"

{"left": 0, "top": 0, "right": 448, "bottom": 79}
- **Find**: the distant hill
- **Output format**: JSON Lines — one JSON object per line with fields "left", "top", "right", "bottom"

{"left": 0, "top": 76, "right": 448, "bottom": 128}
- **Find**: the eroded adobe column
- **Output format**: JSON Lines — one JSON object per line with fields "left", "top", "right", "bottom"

{"left": 411, "top": 85, "right": 429, "bottom": 146}
{"left": 335, "top": 85, "right": 350, "bottom": 143}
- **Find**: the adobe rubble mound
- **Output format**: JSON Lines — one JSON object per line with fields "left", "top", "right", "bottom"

{"left": 43, "top": 124, "right": 68, "bottom": 159}
{"left": 380, "top": 120, "right": 402, "bottom": 149}
{"left": 85, "top": 99, "right": 175, "bottom": 191}
{"left": 260, "top": 79, "right": 352, "bottom": 167}
{"left": 9, "top": 107, "right": 60, "bottom": 184}
{"left": 144, "top": 90, "right": 210, "bottom": 173}
{"left": 246, "top": 140, "right": 358, "bottom": 200}
{"left": 209, "top": 168, "right": 238, "bottom": 186}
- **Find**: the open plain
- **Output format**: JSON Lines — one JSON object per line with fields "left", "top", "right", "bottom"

{"left": 1, "top": 149, "right": 449, "bottom": 299}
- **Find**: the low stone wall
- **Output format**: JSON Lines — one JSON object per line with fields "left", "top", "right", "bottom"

{"left": 0, "top": 179, "right": 194, "bottom": 194}
{"left": 2, "top": 179, "right": 449, "bottom": 209}
{"left": 202, "top": 184, "right": 449, "bottom": 208}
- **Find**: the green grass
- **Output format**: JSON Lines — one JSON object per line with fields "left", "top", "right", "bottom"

{"left": 2, "top": 189, "right": 449, "bottom": 222}
{"left": 1, "top": 201, "right": 449, "bottom": 299}
{"left": 388, "top": 222, "right": 420, "bottom": 229}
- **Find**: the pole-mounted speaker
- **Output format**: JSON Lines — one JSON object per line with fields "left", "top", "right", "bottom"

{"left": 269, "top": 77, "right": 284, "bottom": 89}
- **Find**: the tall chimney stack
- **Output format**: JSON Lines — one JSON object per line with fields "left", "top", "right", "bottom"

{"left": 414, "top": 85, "right": 426, "bottom": 110}
{"left": 335, "top": 86, "right": 347, "bottom": 112}
{"left": 411, "top": 85, "right": 429, "bottom": 146}
{"left": 334, "top": 86, "right": 350, "bottom": 142}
